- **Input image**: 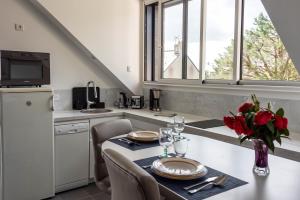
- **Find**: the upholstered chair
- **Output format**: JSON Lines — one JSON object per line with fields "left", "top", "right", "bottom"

{"left": 91, "top": 119, "right": 133, "bottom": 193}
{"left": 103, "top": 148, "right": 163, "bottom": 200}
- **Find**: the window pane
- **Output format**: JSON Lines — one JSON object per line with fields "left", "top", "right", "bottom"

{"left": 242, "top": 0, "right": 299, "bottom": 81}
{"left": 162, "top": 1, "right": 183, "bottom": 79}
{"left": 187, "top": 0, "right": 201, "bottom": 79}
{"left": 204, "top": 0, "right": 235, "bottom": 80}
{"left": 144, "top": 4, "right": 158, "bottom": 81}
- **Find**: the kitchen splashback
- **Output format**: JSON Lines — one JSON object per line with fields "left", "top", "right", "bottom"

{"left": 53, "top": 88, "right": 120, "bottom": 111}
{"left": 143, "top": 88, "right": 300, "bottom": 133}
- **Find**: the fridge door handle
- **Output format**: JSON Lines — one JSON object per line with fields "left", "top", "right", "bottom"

{"left": 49, "top": 95, "right": 54, "bottom": 111}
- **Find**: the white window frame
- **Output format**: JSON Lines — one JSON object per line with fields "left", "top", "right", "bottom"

{"left": 143, "top": 0, "right": 300, "bottom": 88}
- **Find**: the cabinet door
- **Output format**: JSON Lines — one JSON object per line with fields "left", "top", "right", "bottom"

{"left": 89, "top": 117, "right": 122, "bottom": 179}
{"left": 1, "top": 92, "right": 54, "bottom": 200}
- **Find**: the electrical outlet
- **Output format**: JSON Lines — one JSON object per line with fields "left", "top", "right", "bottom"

{"left": 14, "top": 24, "right": 24, "bottom": 31}
{"left": 127, "top": 65, "right": 132, "bottom": 72}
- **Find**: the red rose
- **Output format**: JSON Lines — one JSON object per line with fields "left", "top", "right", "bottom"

{"left": 238, "top": 102, "right": 254, "bottom": 113}
{"left": 254, "top": 111, "right": 273, "bottom": 125}
{"left": 224, "top": 116, "right": 235, "bottom": 129}
{"left": 274, "top": 115, "right": 288, "bottom": 130}
{"left": 234, "top": 116, "right": 254, "bottom": 136}
{"left": 224, "top": 116, "right": 254, "bottom": 136}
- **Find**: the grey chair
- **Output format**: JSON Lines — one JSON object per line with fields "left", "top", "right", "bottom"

{"left": 103, "top": 148, "right": 162, "bottom": 200}
{"left": 91, "top": 119, "right": 133, "bottom": 193}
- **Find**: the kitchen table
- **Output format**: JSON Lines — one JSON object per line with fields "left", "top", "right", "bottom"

{"left": 102, "top": 133, "right": 300, "bottom": 200}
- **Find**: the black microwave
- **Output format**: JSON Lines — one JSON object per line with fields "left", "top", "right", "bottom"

{"left": 0, "top": 50, "right": 50, "bottom": 87}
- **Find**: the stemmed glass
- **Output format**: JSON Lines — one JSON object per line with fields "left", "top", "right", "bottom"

{"left": 174, "top": 116, "right": 185, "bottom": 136}
{"left": 167, "top": 123, "right": 178, "bottom": 135}
{"left": 159, "top": 128, "right": 173, "bottom": 158}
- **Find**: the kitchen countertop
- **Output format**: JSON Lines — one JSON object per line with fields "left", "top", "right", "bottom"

{"left": 54, "top": 108, "right": 300, "bottom": 161}
{"left": 53, "top": 108, "right": 209, "bottom": 123}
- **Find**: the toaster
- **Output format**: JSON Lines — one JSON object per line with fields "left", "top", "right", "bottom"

{"left": 131, "top": 96, "right": 144, "bottom": 109}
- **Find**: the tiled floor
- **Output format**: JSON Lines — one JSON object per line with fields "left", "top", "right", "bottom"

{"left": 49, "top": 184, "right": 110, "bottom": 200}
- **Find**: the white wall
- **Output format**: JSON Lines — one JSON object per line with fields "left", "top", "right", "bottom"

{"left": 34, "top": 0, "right": 143, "bottom": 94}
{"left": 0, "top": 0, "right": 119, "bottom": 90}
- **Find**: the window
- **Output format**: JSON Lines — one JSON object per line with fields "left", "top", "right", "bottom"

{"left": 144, "top": 0, "right": 300, "bottom": 85}
{"left": 162, "top": 1, "right": 183, "bottom": 79}
{"left": 242, "top": 0, "right": 299, "bottom": 81}
{"left": 204, "top": 0, "right": 235, "bottom": 80}
{"left": 187, "top": 0, "right": 201, "bottom": 79}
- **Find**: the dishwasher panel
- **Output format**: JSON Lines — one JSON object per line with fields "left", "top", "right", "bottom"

{"left": 55, "top": 122, "right": 89, "bottom": 192}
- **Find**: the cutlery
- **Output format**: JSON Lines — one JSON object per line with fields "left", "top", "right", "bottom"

{"left": 183, "top": 176, "right": 219, "bottom": 190}
{"left": 188, "top": 175, "right": 227, "bottom": 194}
{"left": 141, "top": 165, "right": 152, "bottom": 169}
{"left": 118, "top": 138, "right": 141, "bottom": 146}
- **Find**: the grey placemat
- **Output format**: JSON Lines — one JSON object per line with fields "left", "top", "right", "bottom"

{"left": 109, "top": 137, "right": 159, "bottom": 151}
{"left": 134, "top": 156, "right": 248, "bottom": 200}
{"left": 186, "top": 119, "right": 224, "bottom": 129}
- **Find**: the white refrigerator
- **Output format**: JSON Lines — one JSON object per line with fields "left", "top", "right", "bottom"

{"left": 0, "top": 88, "right": 55, "bottom": 200}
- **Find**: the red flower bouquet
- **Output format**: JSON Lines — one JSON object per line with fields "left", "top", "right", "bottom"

{"left": 224, "top": 95, "right": 289, "bottom": 152}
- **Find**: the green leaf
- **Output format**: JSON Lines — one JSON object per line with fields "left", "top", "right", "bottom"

{"left": 281, "top": 129, "right": 290, "bottom": 136}
{"left": 267, "top": 102, "right": 271, "bottom": 110}
{"left": 266, "top": 121, "right": 274, "bottom": 134}
{"left": 275, "top": 137, "right": 282, "bottom": 145}
{"left": 276, "top": 108, "right": 284, "bottom": 117}
{"left": 263, "top": 134, "right": 275, "bottom": 152}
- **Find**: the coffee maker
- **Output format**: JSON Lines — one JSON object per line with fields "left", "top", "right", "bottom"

{"left": 150, "top": 89, "right": 161, "bottom": 111}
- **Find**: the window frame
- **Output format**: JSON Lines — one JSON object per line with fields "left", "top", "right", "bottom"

{"left": 143, "top": 0, "right": 300, "bottom": 87}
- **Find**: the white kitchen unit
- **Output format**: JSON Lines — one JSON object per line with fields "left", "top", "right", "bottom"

{"left": 89, "top": 116, "right": 122, "bottom": 179}
{"left": 54, "top": 121, "right": 89, "bottom": 192}
{"left": 0, "top": 88, "right": 54, "bottom": 200}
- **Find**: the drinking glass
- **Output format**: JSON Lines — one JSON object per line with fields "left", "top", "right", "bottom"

{"left": 159, "top": 128, "right": 173, "bottom": 158}
{"left": 167, "top": 123, "right": 178, "bottom": 135}
{"left": 174, "top": 116, "right": 185, "bottom": 135}
{"left": 173, "top": 136, "right": 189, "bottom": 157}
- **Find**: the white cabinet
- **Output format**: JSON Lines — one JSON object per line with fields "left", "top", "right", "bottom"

{"left": 0, "top": 90, "right": 54, "bottom": 200}
{"left": 54, "top": 121, "right": 89, "bottom": 192}
{"left": 89, "top": 116, "right": 122, "bottom": 179}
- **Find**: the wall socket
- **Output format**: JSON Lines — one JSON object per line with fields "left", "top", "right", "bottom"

{"left": 127, "top": 65, "right": 132, "bottom": 72}
{"left": 14, "top": 24, "right": 24, "bottom": 31}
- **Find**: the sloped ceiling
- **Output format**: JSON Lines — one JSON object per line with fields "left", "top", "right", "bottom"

{"left": 30, "top": 0, "right": 142, "bottom": 94}
{"left": 262, "top": 0, "right": 300, "bottom": 72}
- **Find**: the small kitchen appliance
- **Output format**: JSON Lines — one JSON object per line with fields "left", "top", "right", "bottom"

{"left": 72, "top": 87, "right": 101, "bottom": 110}
{"left": 150, "top": 88, "right": 161, "bottom": 111}
{"left": 0, "top": 50, "right": 50, "bottom": 87}
{"left": 118, "top": 92, "right": 128, "bottom": 108}
{"left": 131, "top": 95, "right": 144, "bottom": 109}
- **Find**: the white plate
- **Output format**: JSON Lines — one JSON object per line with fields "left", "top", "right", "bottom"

{"left": 127, "top": 131, "right": 159, "bottom": 142}
{"left": 152, "top": 157, "right": 207, "bottom": 180}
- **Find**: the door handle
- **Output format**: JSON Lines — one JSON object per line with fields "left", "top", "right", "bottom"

{"left": 49, "top": 95, "right": 54, "bottom": 111}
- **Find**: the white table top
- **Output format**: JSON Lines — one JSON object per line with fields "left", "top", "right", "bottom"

{"left": 102, "top": 133, "right": 300, "bottom": 200}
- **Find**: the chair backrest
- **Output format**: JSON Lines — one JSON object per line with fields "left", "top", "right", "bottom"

{"left": 91, "top": 119, "right": 133, "bottom": 182}
{"left": 103, "top": 149, "right": 161, "bottom": 200}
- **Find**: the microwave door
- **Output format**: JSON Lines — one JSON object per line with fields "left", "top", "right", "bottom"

{"left": 10, "top": 60, "right": 43, "bottom": 80}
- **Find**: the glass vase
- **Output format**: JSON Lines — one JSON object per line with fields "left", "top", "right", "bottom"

{"left": 253, "top": 139, "right": 270, "bottom": 176}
